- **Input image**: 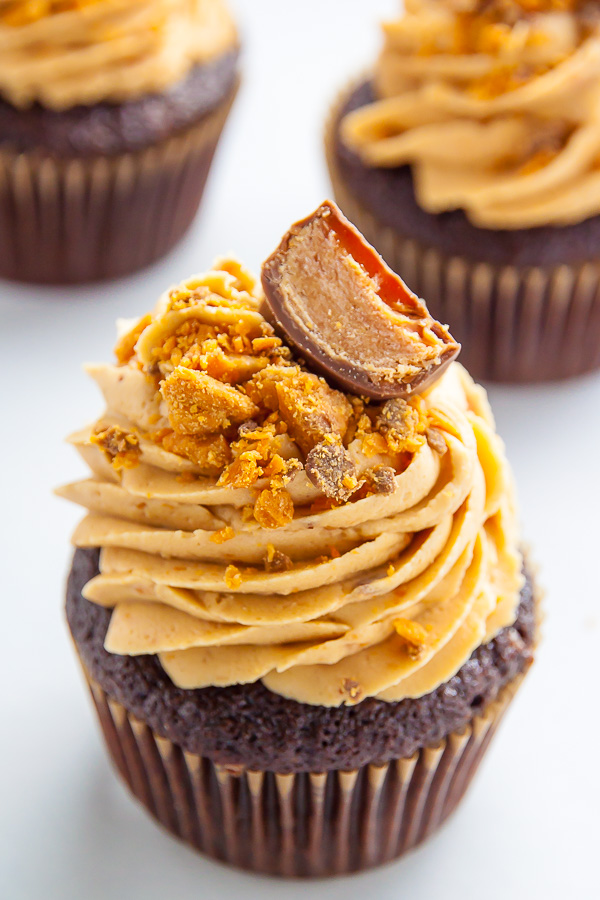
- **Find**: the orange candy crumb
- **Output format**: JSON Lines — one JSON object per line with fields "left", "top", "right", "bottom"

{"left": 253, "top": 489, "right": 294, "bottom": 529}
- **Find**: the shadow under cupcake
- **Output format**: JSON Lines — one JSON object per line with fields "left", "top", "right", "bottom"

{"left": 58, "top": 202, "right": 540, "bottom": 877}
{"left": 326, "top": 0, "right": 600, "bottom": 383}
{"left": 0, "top": 0, "right": 240, "bottom": 284}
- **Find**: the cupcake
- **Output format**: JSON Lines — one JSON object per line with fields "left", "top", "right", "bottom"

{"left": 59, "top": 202, "right": 538, "bottom": 877}
{"left": 0, "top": 0, "right": 239, "bottom": 284}
{"left": 326, "top": 0, "right": 600, "bottom": 382}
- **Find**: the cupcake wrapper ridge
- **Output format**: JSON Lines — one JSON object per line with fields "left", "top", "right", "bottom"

{"left": 326, "top": 87, "right": 600, "bottom": 384}
{"left": 80, "top": 660, "right": 527, "bottom": 878}
{"left": 0, "top": 80, "right": 238, "bottom": 285}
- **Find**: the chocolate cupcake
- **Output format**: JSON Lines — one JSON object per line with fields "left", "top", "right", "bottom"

{"left": 0, "top": 0, "right": 239, "bottom": 284}
{"left": 326, "top": 0, "right": 600, "bottom": 382}
{"left": 58, "top": 203, "right": 539, "bottom": 877}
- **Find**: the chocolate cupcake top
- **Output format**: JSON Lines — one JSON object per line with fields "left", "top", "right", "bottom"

{"left": 0, "top": 0, "right": 237, "bottom": 110}
{"left": 342, "top": 0, "right": 600, "bottom": 229}
{"left": 58, "top": 207, "right": 523, "bottom": 707}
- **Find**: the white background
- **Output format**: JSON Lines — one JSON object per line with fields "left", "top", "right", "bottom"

{"left": 1, "top": 2, "right": 599, "bottom": 897}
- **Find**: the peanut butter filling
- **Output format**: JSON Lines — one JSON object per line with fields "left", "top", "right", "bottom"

{"left": 342, "top": 0, "right": 600, "bottom": 229}
{"left": 58, "top": 259, "right": 523, "bottom": 707}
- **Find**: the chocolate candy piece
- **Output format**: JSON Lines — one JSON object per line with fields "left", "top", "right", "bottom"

{"left": 261, "top": 201, "right": 460, "bottom": 399}
{"left": 305, "top": 435, "right": 363, "bottom": 502}
{"left": 367, "top": 465, "right": 397, "bottom": 495}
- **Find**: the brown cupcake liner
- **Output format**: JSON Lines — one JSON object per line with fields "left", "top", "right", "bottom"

{"left": 79, "top": 658, "right": 526, "bottom": 878}
{"left": 325, "top": 88, "right": 600, "bottom": 383}
{"left": 0, "top": 80, "right": 238, "bottom": 285}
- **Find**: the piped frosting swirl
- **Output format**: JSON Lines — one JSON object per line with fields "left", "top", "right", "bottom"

{"left": 0, "top": 0, "right": 236, "bottom": 110}
{"left": 342, "top": 0, "right": 600, "bottom": 228}
{"left": 58, "top": 259, "right": 523, "bottom": 707}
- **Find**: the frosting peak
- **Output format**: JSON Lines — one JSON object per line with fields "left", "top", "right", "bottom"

{"left": 342, "top": 0, "right": 600, "bottom": 228}
{"left": 58, "top": 259, "right": 523, "bottom": 707}
{"left": 0, "top": 0, "right": 237, "bottom": 110}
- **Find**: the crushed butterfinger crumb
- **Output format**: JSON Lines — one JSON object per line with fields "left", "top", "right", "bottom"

{"left": 105, "top": 261, "right": 442, "bottom": 525}
{"left": 114, "top": 315, "right": 152, "bottom": 366}
{"left": 264, "top": 544, "right": 293, "bottom": 572}
{"left": 377, "top": 398, "right": 413, "bottom": 438}
{"left": 210, "top": 526, "right": 236, "bottom": 544}
{"left": 161, "top": 368, "right": 258, "bottom": 436}
{"left": 218, "top": 451, "right": 262, "bottom": 489}
{"left": 90, "top": 426, "right": 141, "bottom": 471}
{"left": 340, "top": 678, "right": 363, "bottom": 701}
{"left": 377, "top": 397, "right": 428, "bottom": 454}
{"left": 254, "top": 489, "right": 294, "bottom": 528}
{"left": 393, "top": 618, "right": 429, "bottom": 659}
{"left": 426, "top": 427, "right": 448, "bottom": 456}
{"left": 252, "top": 336, "right": 281, "bottom": 353}
{"left": 224, "top": 565, "right": 242, "bottom": 589}
{"left": 274, "top": 372, "right": 352, "bottom": 454}
{"left": 367, "top": 465, "right": 397, "bottom": 494}
{"left": 305, "top": 434, "right": 363, "bottom": 502}
{"left": 162, "top": 432, "right": 231, "bottom": 472}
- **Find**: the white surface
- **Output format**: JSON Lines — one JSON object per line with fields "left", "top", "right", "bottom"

{"left": 1, "top": 2, "right": 599, "bottom": 897}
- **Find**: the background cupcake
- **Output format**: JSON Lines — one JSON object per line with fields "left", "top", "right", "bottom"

{"left": 327, "top": 0, "right": 600, "bottom": 383}
{"left": 0, "top": 0, "right": 239, "bottom": 284}
{"left": 59, "top": 206, "right": 539, "bottom": 877}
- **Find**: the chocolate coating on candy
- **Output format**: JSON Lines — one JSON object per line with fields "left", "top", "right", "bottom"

{"left": 261, "top": 201, "right": 460, "bottom": 399}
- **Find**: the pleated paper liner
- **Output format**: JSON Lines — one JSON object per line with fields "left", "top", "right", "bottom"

{"left": 0, "top": 80, "right": 239, "bottom": 285}
{"left": 80, "top": 659, "right": 527, "bottom": 878}
{"left": 325, "top": 86, "right": 600, "bottom": 384}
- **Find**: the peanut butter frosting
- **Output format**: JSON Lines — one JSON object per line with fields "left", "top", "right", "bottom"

{"left": 58, "top": 259, "right": 523, "bottom": 707}
{"left": 342, "top": 0, "right": 600, "bottom": 229}
{"left": 0, "top": 0, "right": 237, "bottom": 110}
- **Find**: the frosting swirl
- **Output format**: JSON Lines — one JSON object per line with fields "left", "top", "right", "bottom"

{"left": 0, "top": 0, "right": 237, "bottom": 110}
{"left": 342, "top": 0, "right": 600, "bottom": 229}
{"left": 58, "top": 260, "right": 523, "bottom": 707}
